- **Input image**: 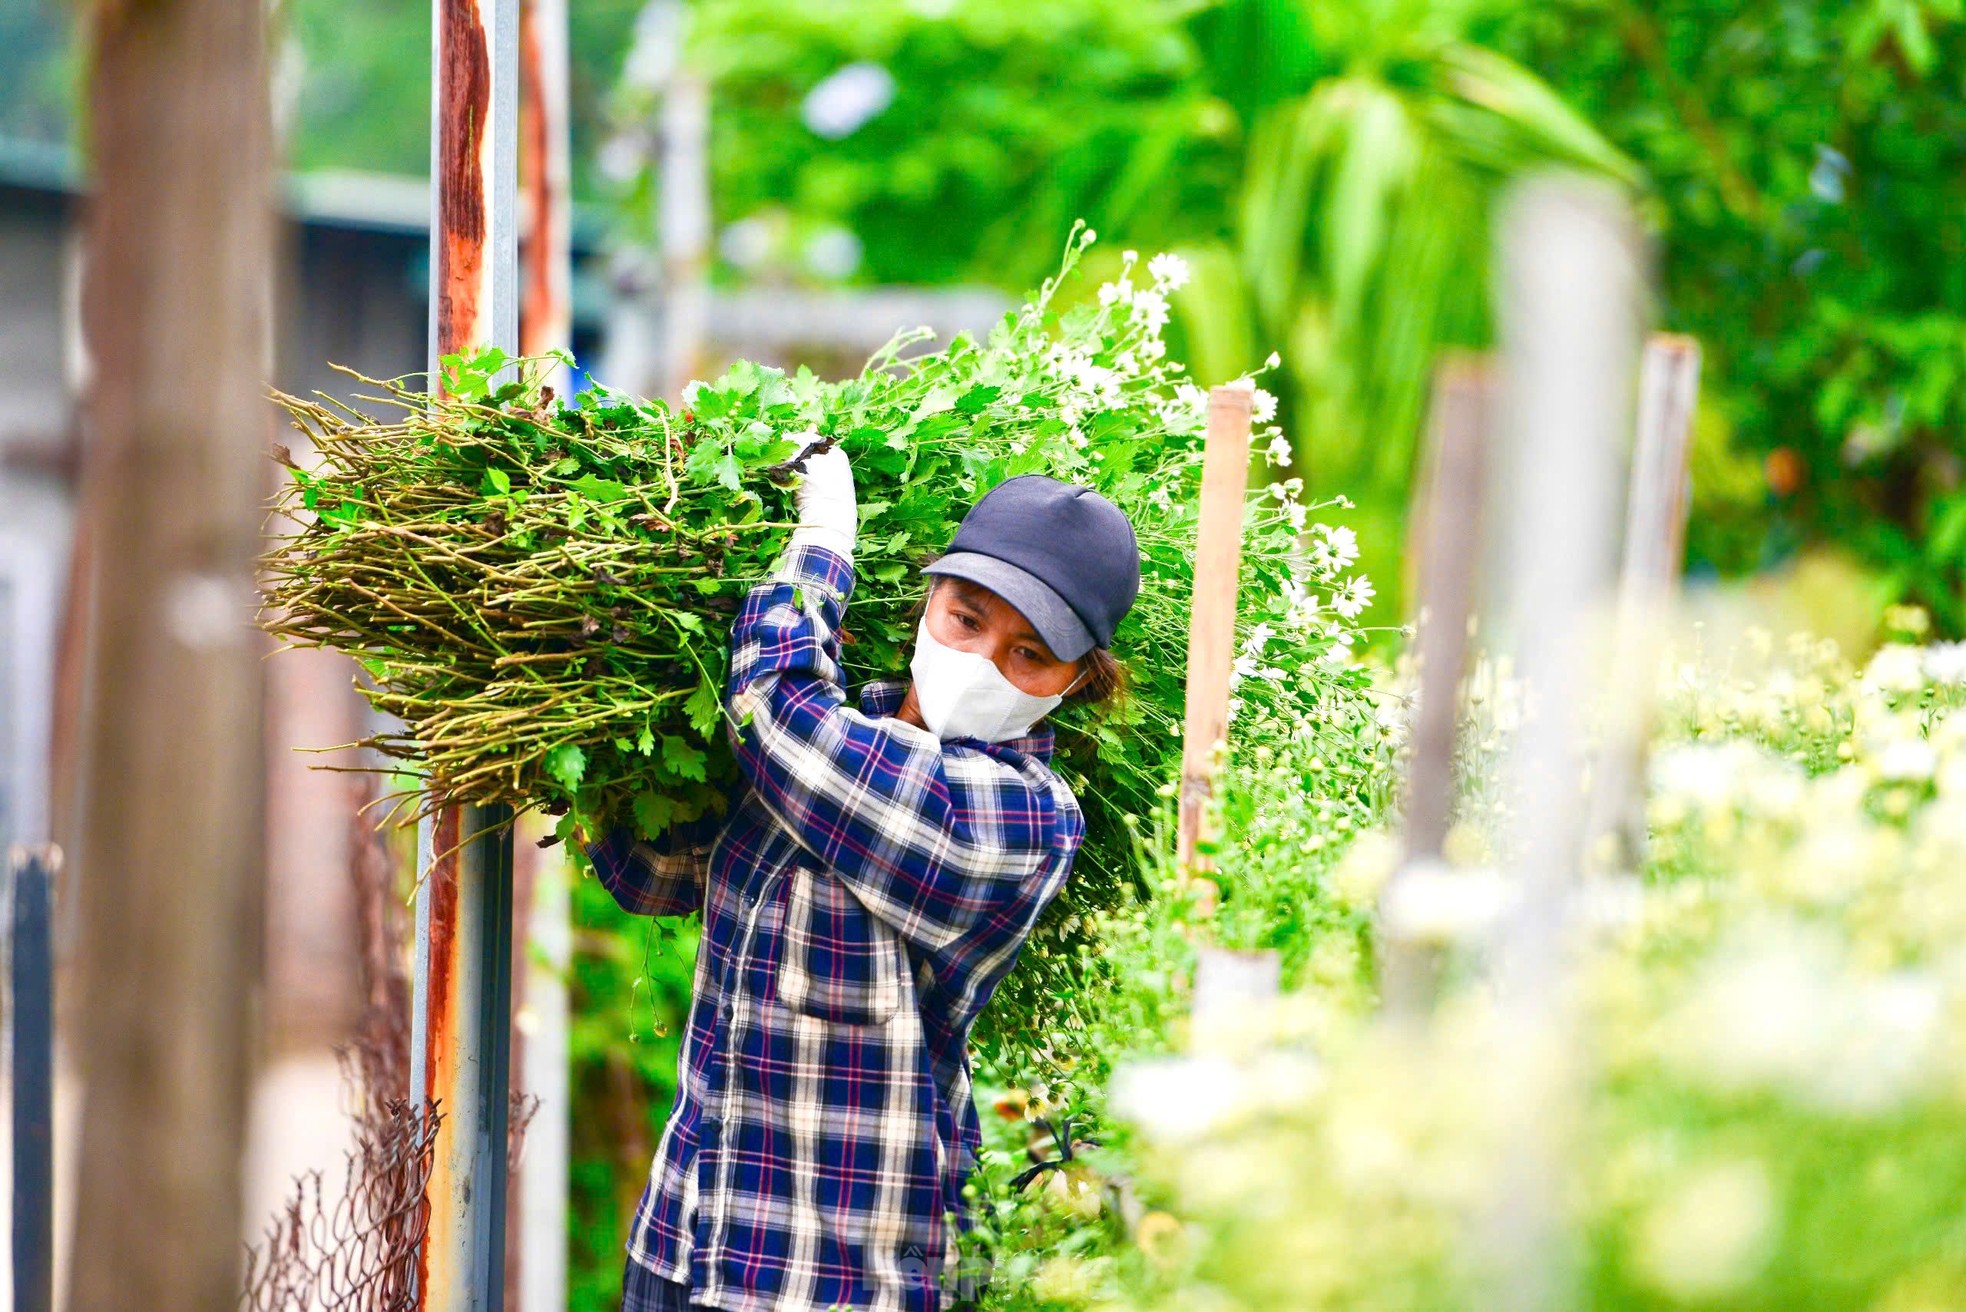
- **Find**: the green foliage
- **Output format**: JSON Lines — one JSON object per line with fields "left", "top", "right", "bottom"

{"left": 567, "top": 870, "right": 696, "bottom": 1312}
{"left": 956, "top": 624, "right": 1966, "bottom": 1310}
{"left": 260, "top": 230, "right": 1375, "bottom": 1057}
{"left": 638, "top": 0, "right": 1229, "bottom": 288}
{"left": 1503, "top": 0, "right": 1966, "bottom": 627}
{"left": 664, "top": 0, "right": 1633, "bottom": 628}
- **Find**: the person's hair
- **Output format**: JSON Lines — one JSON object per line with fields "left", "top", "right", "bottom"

{"left": 909, "top": 568, "right": 1131, "bottom": 709}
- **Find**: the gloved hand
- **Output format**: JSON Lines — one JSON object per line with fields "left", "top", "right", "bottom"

{"left": 787, "top": 430, "right": 857, "bottom": 559}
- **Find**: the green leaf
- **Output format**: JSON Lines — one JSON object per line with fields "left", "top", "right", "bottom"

{"left": 543, "top": 742, "right": 587, "bottom": 790}
{"left": 631, "top": 789, "right": 676, "bottom": 840}
{"left": 636, "top": 727, "right": 656, "bottom": 756}
{"left": 956, "top": 385, "right": 1003, "bottom": 415}
{"left": 570, "top": 473, "right": 631, "bottom": 503}
{"left": 685, "top": 673, "right": 723, "bottom": 736}
{"left": 482, "top": 466, "right": 512, "bottom": 496}
{"left": 661, "top": 735, "right": 708, "bottom": 782}
{"left": 713, "top": 450, "right": 745, "bottom": 493}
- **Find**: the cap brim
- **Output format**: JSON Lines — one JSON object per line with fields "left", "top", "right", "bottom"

{"left": 922, "top": 552, "right": 1098, "bottom": 663}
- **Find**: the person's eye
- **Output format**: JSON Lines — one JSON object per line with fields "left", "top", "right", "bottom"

{"left": 1016, "top": 647, "right": 1044, "bottom": 663}
{"left": 953, "top": 612, "right": 981, "bottom": 631}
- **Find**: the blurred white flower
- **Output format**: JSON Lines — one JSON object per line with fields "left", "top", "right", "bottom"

{"left": 1865, "top": 643, "right": 1927, "bottom": 695}
{"left": 1665, "top": 922, "right": 1943, "bottom": 1112}
{"left": 1098, "top": 277, "right": 1134, "bottom": 307}
{"left": 803, "top": 225, "right": 863, "bottom": 279}
{"left": 1633, "top": 1158, "right": 1778, "bottom": 1300}
{"left": 1251, "top": 388, "right": 1278, "bottom": 423}
{"left": 1148, "top": 251, "right": 1191, "bottom": 291}
{"left": 718, "top": 215, "right": 778, "bottom": 269}
{"left": 1925, "top": 641, "right": 1966, "bottom": 686}
{"left": 1131, "top": 288, "right": 1171, "bottom": 330}
{"left": 1874, "top": 737, "right": 1937, "bottom": 783}
{"left": 1265, "top": 433, "right": 1292, "bottom": 466}
{"left": 1378, "top": 862, "right": 1514, "bottom": 944}
{"left": 801, "top": 62, "right": 896, "bottom": 139}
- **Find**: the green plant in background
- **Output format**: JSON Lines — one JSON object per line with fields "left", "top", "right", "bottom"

{"left": 963, "top": 620, "right": 1966, "bottom": 1310}
{"left": 567, "top": 871, "right": 696, "bottom": 1312}
{"left": 663, "top": 0, "right": 1634, "bottom": 625}
{"left": 1501, "top": 0, "right": 1966, "bottom": 626}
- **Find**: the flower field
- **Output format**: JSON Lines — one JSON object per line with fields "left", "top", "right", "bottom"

{"left": 952, "top": 615, "right": 1966, "bottom": 1309}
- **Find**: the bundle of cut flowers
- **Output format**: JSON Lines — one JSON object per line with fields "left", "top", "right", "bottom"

{"left": 258, "top": 224, "right": 1379, "bottom": 1048}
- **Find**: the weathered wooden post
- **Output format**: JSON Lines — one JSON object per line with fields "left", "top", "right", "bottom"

{"left": 1479, "top": 175, "right": 1646, "bottom": 1312}
{"left": 66, "top": 0, "right": 272, "bottom": 1304}
{"left": 412, "top": 1, "right": 521, "bottom": 1308}
{"left": 1378, "top": 358, "right": 1494, "bottom": 1016}
{"left": 10, "top": 847, "right": 55, "bottom": 1312}
{"left": 1583, "top": 334, "right": 1702, "bottom": 872}
{"left": 1175, "top": 384, "right": 1255, "bottom": 899}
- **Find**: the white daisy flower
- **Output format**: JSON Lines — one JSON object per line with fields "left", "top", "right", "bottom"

{"left": 1332, "top": 576, "right": 1376, "bottom": 619}
{"left": 1148, "top": 251, "right": 1191, "bottom": 291}
{"left": 1252, "top": 388, "right": 1278, "bottom": 423}
{"left": 1265, "top": 432, "right": 1292, "bottom": 466}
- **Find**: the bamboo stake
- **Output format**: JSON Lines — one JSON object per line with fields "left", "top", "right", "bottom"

{"left": 1175, "top": 384, "right": 1254, "bottom": 898}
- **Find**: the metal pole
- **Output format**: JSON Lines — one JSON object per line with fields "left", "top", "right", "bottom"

{"left": 10, "top": 848, "right": 54, "bottom": 1312}
{"left": 514, "top": 1, "right": 572, "bottom": 1305}
{"left": 414, "top": 0, "right": 520, "bottom": 1308}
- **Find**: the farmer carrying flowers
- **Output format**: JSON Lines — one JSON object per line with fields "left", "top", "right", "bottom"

{"left": 585, "top": 436, "right": 1142, "bottom": 1312}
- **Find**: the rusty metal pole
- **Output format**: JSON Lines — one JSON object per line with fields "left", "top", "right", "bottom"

{"left": 412, "top": 1, "right": 520, "bottom": 1309}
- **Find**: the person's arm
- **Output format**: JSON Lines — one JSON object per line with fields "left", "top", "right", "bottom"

{"left": 582, "top": 807, "right": 722, "bottom": 918}
{"left": 724, "top": 540, "right": 1084, "bottom": 956}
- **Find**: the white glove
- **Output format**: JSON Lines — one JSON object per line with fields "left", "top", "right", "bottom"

{"left": 787, "top": 433, "right": 857, "bottom": 559}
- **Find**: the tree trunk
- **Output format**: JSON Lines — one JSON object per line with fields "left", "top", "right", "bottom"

{"left": 67, "top": 0, "right": 272, "bottom": 1307}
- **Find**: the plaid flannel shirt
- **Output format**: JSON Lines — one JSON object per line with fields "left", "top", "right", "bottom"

{"left": 586, "top": 543, "right": 1085, "bottom": 1312}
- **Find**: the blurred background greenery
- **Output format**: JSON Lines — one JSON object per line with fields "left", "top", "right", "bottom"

{"left": 11, "top": 1, "right": 1965, "bottom": 1306}
{"left": 13, "top": 0, "right": 1966, "bottom": 633}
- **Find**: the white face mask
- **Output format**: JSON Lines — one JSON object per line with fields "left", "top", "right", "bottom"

{"left": 907, "top": 616, "right": 1086, "bottom": 743}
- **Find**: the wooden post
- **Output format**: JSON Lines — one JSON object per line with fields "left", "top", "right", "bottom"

{"left": 1584, "top": 335, "right": 1701, "bottom": 872}
{"left": 413, "top": 0, "right": 520, "bottom": 1308}
{"left": 1176, "top": 385, "right": 1254, "bottom": 887}
{"left": 1479, "top": 175, "right": 1646, "bottom": 1312}
{"left": 1379, "top": 358, "right": 1494, "bottom": 1016}
{"left": 66, "top": 0, "right": 272, "bottom": 1306}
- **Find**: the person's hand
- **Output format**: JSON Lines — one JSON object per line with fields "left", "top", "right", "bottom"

{"left": 787, "top": 430, "right": 856, "bottom": 559}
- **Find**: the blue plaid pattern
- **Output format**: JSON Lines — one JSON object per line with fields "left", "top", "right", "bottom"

{"left": 621, "top": 1255, "right": 710, "bottom": 1312}
{"left": 587, "top": 544, "right": 1084, "bottom": 1312}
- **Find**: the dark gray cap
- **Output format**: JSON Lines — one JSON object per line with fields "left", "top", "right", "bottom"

{"left": 922, "top": 474, "right": 1141, "bottom": 662}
